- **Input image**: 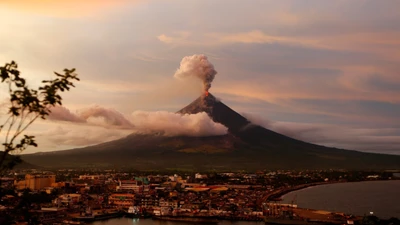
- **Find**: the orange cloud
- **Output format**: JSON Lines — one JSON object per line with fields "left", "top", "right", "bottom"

{"left": 209, "top": 30, "right": 293, "bottom": 44}
{"left": 159, "top": 29, "right": 400, "bottom": 62}
{"left": 0, "top": 0, "right": 139, "bottom": 18}
{"left": 214, "top": 75, "right": 400, "bottom": 106}
{"left": 159, "top": 30, "right": 322, "bottom": 48}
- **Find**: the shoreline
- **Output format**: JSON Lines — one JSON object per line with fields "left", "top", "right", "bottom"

{"left": 266, "top": 179, "right": 399, "bottom": 202}
{"left": 265, "top": 181, "right": 343, "bottom": 202}
{"left": 266, "top": 179, "right": 400, "bottom": 220}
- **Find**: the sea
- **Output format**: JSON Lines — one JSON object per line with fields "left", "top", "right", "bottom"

{"left": 94, "top": 180, "right": 400, "bottom": 225}
{"left": 281, "top": 180, "right": 400, "bottom": 219}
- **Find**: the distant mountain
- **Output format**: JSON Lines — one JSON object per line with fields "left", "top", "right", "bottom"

{"left": 21, "top": 93, "right": 400, "bottom": 171}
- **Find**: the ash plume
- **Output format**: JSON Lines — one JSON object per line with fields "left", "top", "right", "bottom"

{"left": 174, "top": 54, "right": 217, "bottom": 92}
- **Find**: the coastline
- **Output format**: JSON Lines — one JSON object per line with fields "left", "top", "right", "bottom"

{"left": 270, "top": 179, "right": 400, "bottom": 220}
{"left": 266, "top": 179, "right": 399, "bottom": 202}
{"left": 265, "top": 181, "right": 343, "bottom": 202}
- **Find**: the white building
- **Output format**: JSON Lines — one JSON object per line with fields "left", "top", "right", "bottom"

{"left": 55, "top": 194, "right": 82, "bottom": 206}
{"left": 195, "top": 173, "right": 208, "bottom": 179}
{"left": 116, "top": 180, "right": 143, "bottom": 193}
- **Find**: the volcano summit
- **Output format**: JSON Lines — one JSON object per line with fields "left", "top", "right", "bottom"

{"left": 22, "top": 93, "right": 400, "bottom": 171}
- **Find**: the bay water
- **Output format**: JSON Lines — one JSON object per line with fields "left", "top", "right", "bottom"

{"left": 282, "top": 180, "right": 400, "bottom": 219}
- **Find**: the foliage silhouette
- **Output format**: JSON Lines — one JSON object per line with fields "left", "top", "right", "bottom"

{"left": 0, "top": 61, "right": 79, "bottom": 172}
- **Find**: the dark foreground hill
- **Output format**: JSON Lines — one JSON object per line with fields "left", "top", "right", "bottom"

{"left": 0, "top": 152, "right": 39, "bottom": 170}
{"left": 21, "top": 93, "right": 400, "bottom": 171}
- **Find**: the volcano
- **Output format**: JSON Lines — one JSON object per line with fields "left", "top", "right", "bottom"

{"left": 21, "top": 93, "right": 400, "bottom": 171}
{"left": 178, "top": 93, "right": 305, "bottom": 145}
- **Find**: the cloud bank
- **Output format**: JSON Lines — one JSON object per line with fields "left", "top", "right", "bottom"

{"left": 48, "top": 105, "right": 133, "bottom": 128}
{"left": 48, "top": 105, "right": 227, "bottom": 137}
{"left": 79, "top": 106, "right": 134, "bottom": 129}
{"left": 36, "top": 126, "right": 130, "bottom": 148}
{"left": 242, "top": 113, "right": 400, "bottom": 154}
{"left": 130, "top": 111, "right": 227, "bottom": 136}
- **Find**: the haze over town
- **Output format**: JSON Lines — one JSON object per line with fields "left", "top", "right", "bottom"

{"left": 1, "top": 0, "right": 400, "bottom": 154}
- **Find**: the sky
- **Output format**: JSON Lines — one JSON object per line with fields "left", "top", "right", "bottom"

{"left": 1, "top": 0, "right": 400, "bottom": 155}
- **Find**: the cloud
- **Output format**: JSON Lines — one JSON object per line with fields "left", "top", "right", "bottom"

{"left": 79, "top": 105, "right": 135, "bottom": 129}
{"left": 157, "top": 30, "right": 311, "bottom": 47}
{"left": 33, "top": 110, "right": 228, "bottom": 151}
{"left": 207, "top": 30, "right": 314, "bottom": 46}
{"left": 79, "top": 80, "right": 155, "bottom": 94}
{"left": 35, "top": 125, "right": 131, "bottom": 150}
{"left": 48, "top": 105, "right": 134, "bottom": 129}
{"left": 0, "top": 0, "right": 138, "bottom": 18}
{"left": 48, "top": 106, "right": 85, "bottom": 123}
{"left": 158, "top": 30, "right": 400, "bottom": 63}
{"left": 157, "top": 32, "right": 192, "bottom": 45}
{"left": 242, "top": 113, "right": 400, "bottom": 154}
{"left": 157, "top": 30, "right": 331, "bottom": 50}
{"left": 48, "top": 105, "right": 228, "bottom": 137}
{"left": 130, "top": 111, "right": 228, "bottom": 136}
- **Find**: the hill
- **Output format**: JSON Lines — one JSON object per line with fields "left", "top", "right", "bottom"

{"left": 21, "top": 93, "right": 400, "bottom": 171}
{"left": 0, "top": 152, "right": 39, "bottom": 170}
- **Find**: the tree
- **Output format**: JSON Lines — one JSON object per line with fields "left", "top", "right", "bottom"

{"left": 0, "top": 61, "right": 79, "bottom": 172}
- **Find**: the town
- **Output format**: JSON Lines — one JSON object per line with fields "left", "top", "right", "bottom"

{"left": 0, "top": 169, "right": 397, "bottom": 224}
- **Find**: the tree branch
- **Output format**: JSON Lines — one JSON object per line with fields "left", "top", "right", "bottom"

{"left": 0, "top": 61, "right": 79, "bottom": 171}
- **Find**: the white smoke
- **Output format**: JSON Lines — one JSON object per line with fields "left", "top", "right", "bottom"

{"left": 35, "top": 125, "right": 131, "bottom": 148}
{"left": 48, "top": 106, "right": 85, "bottom": 123}
{"left": 79, "top": 105, "right": 134, "bottom": 129}
{"left": 48, "top": 106, "right": 228, "bottom": 137}
{"left": 174, "top": 54, "right": 217, "bottom": 92}
{"left": 48, "top": 105, "right": 134, "bottom": 129}
{"left": 130, "top": 111, "right": 227, "bottom": 136}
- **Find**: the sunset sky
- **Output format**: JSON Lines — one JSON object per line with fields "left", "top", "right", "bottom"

{"left": 1, "top": 0, "right": 400, "bottom": 154}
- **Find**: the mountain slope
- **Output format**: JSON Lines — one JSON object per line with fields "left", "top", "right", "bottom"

{"left": 21, "top": 93, "right": 400, "bottom": 171}
{"left": 0, "top": 152, "right": 40, "bottom": 170}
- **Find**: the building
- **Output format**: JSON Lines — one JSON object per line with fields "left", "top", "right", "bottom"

{"left": 108, "top": 193, "right": 135, "bottom": 207}
{"left": 55, "top": 194, "right": 82, "bottom": 206}
{"left": 195, "top": 173, "right": 208, "bottom": 179}
{"left": 116, "top": 180, "right": 143, "bottom": 193}
{"left": 140, "top": 196, "right": 159, "bottom": 207}
{"left": 169, "top": 174, "right": 184, "bottom": 182}
{"left": 78, "top": 175, "right": 105, "bottom": 180}
{"left": 78, "top": 175, "right": 106, "bottom": 185}
{"left": 30, "top": 207, "right": 67, "bottom": 224}
{"left": 159, "top": 198, "right": 178, "bottom": 208}
{"left": 15, "top": 174, "right": 56, "bottom": 190}
{"left": 0, "top": 177, "right": 14, "bottom": 188}
{"left": 135, "top": 177, "right": 149, "bottom": 185}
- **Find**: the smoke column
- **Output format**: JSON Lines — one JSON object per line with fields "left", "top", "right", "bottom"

{"left": 174, "top": 54, "right": 217, "bottom": 92}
